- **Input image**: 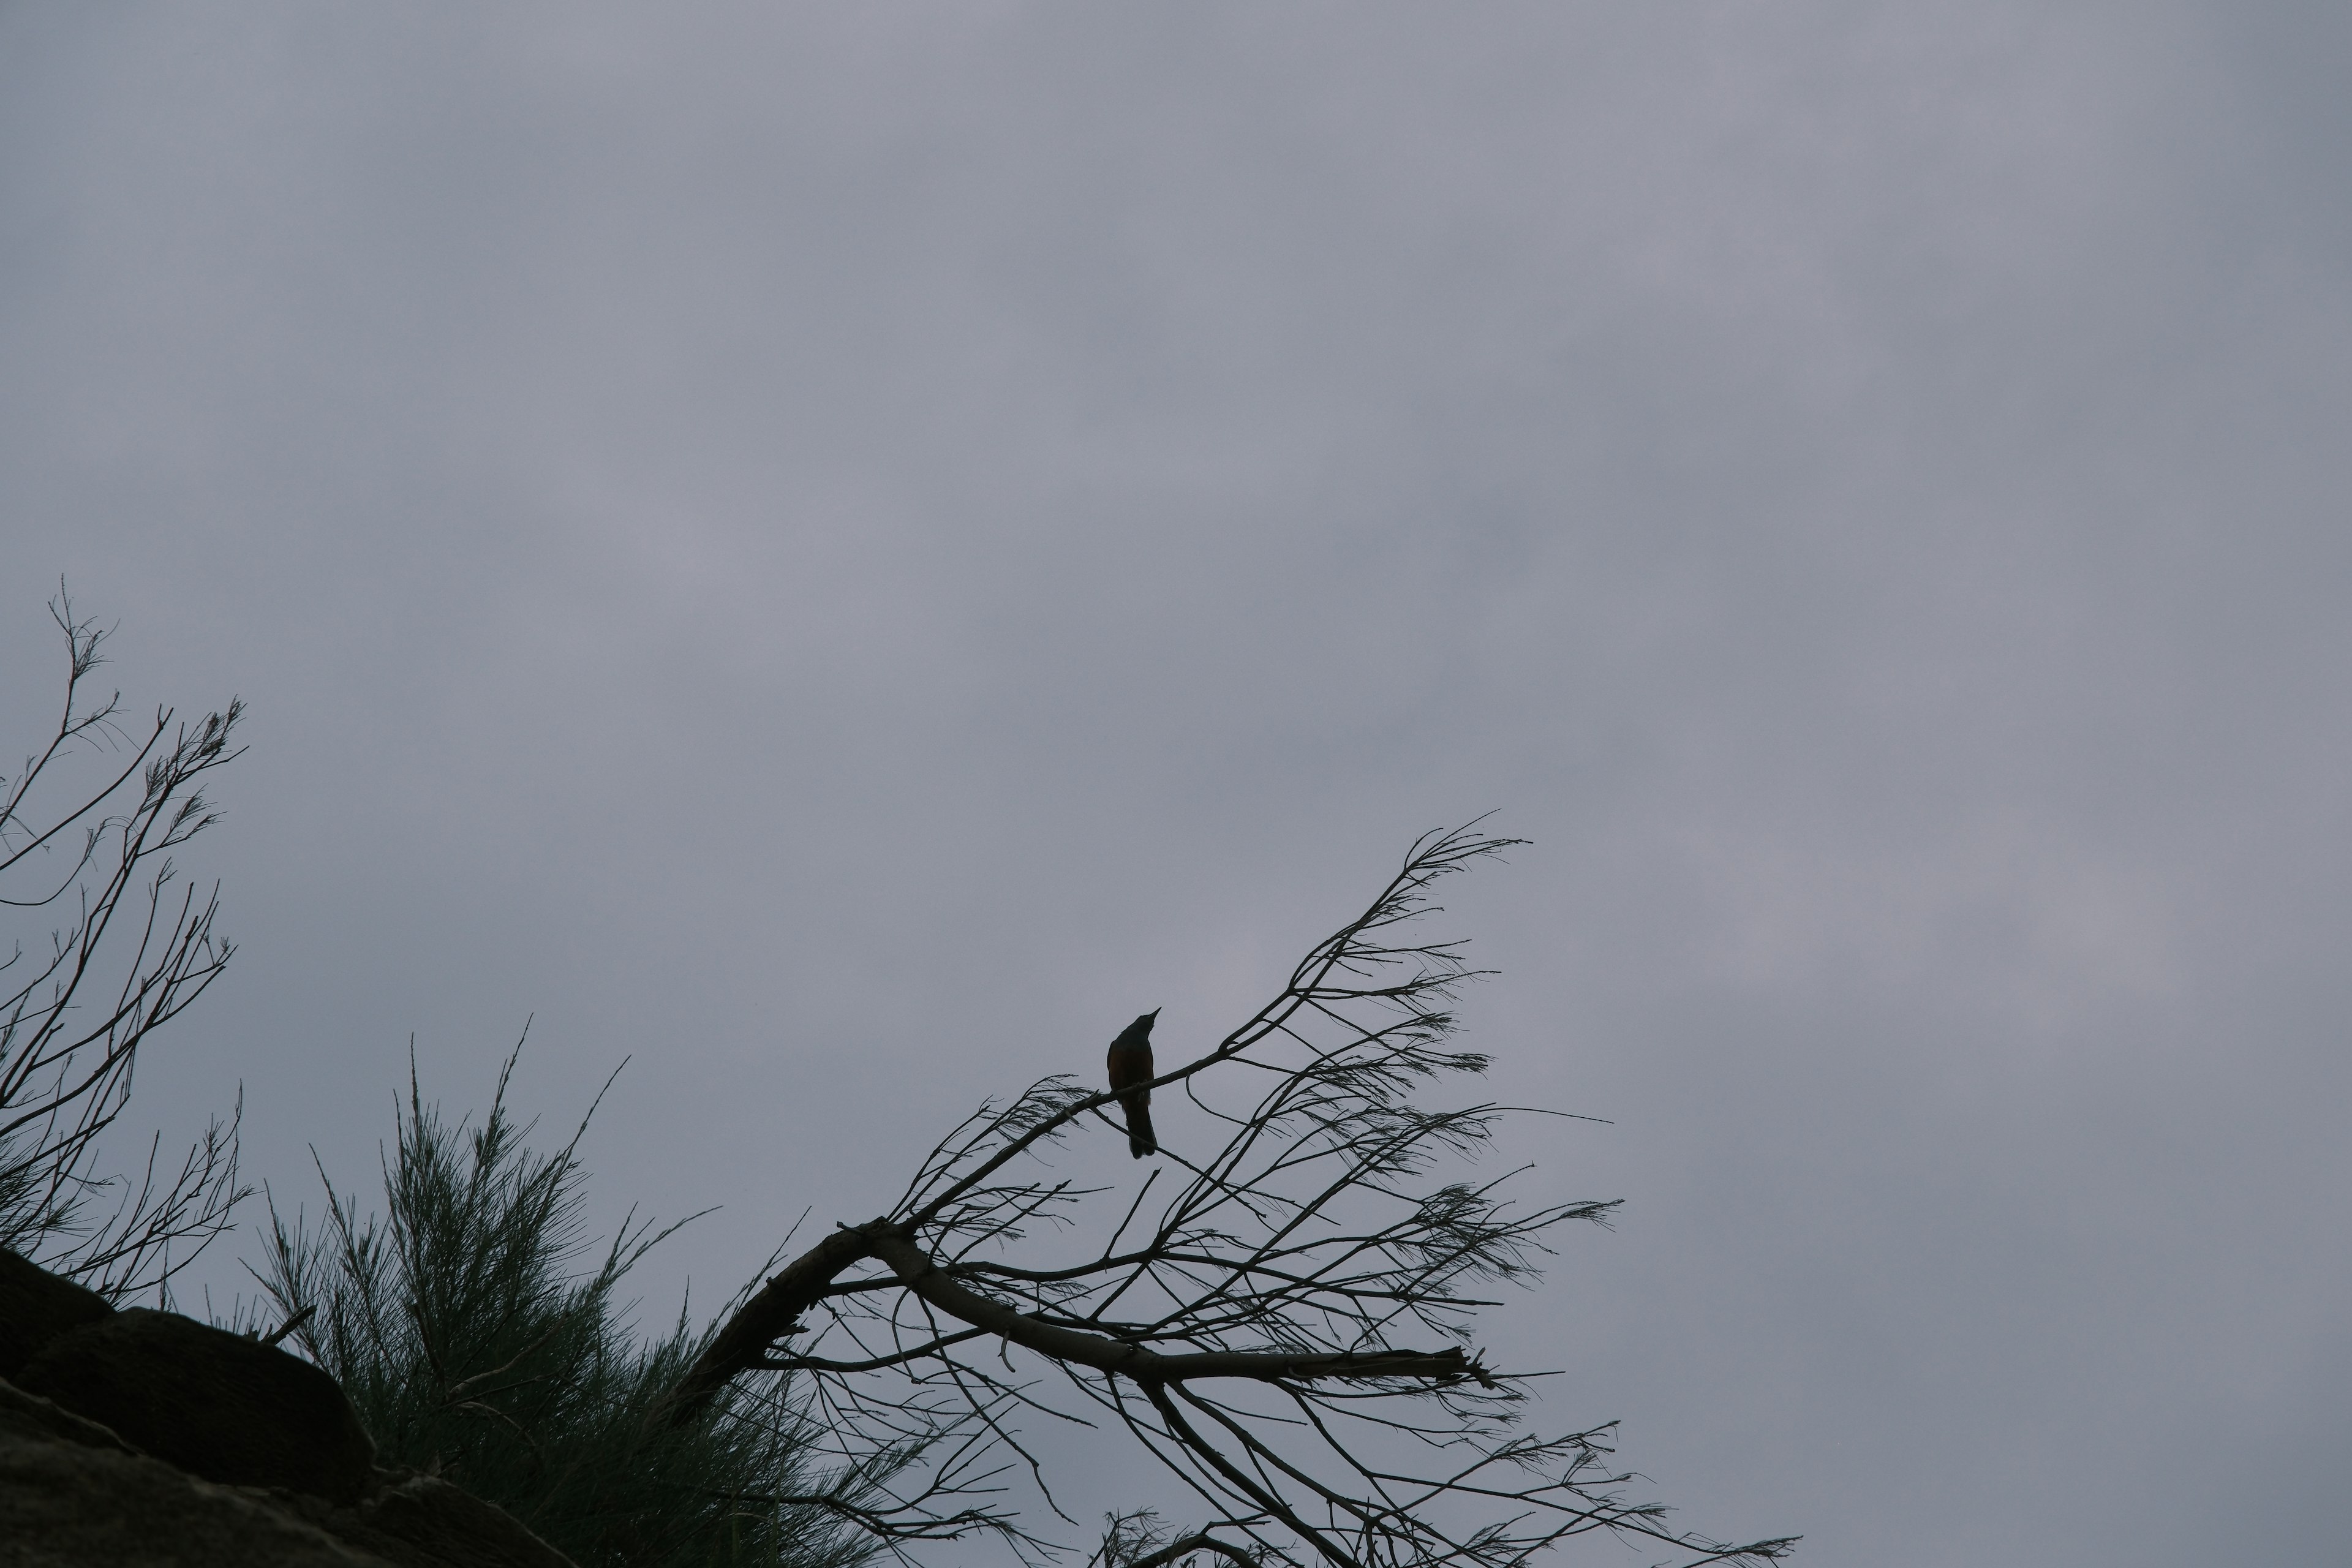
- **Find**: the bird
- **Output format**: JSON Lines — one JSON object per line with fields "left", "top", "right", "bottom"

{"left": 1105, "top": 1009, "right": 1160, "bottom": 1158}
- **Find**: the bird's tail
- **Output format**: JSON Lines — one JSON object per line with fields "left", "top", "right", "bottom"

{"left": 1125, "top": 1098, "right": 1157, "bottom": 1159}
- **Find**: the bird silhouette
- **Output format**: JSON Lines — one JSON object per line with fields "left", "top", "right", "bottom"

{"left": 1105, "top": 1009, "right": 1159, "bottom": 1158}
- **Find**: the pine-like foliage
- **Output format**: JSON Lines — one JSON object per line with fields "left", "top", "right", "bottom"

{"left": 252, "top": 1050, "right": 888, "bottom": 1568}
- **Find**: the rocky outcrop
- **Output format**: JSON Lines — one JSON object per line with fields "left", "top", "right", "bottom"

{"left": 1, "top": 1379, "right": 388, "bottom": 1567}
{"left": 0, "top": 1245, "right": 111, "bottom": 1381}
{"left": 0, "top": 1248, "right": 575, "bottom": 1568}
{"left": 19, "top": 1307, "right": 379, "bottom": 1503}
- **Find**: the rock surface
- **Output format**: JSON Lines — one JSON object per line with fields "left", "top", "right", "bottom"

{"left": 280, "top": 1474, "right": 579, "bottom": 1568}
{"left": 18, "top": 1305, "right": 379, "bottom": 1504}
{"left": 0, "top": 1250, "right": 576, "bottom": 1568}
{"left": 0, "top": 1246, "right": 111, "bottom": 1379}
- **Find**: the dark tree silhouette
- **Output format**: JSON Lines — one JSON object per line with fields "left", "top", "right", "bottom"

{"left": 0, "top": 588, "right": 249, "bottom": 1297}
{"left": 1, "top": 593, "right": 1785, "bottom": 1565}
{"left": 657, "top": 825, "right": 1795, "bottom": 1568}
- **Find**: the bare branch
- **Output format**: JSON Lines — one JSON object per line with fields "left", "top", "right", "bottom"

{"left": 664, "top": 821, "right": 1792, "bottom": 1566}
{"left": 1, "top": 589, "right": 251, "bottom": 1298}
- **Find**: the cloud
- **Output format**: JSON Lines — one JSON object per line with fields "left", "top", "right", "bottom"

{"left": 3, "top": 5, "right": 2346, "bottom": 1562}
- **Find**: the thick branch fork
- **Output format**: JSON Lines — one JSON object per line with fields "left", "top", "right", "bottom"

{"left": 662, "top": 1225, "right": 873, "bottom": 1423}
{"left": 860, "top": 1223, "right": 1490, "bottom": 1388}
{"left": 666, "top": 1211, "right": 1491, "bottom": 1429}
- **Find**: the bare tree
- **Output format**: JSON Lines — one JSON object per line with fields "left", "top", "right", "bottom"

{"left": 656, "top": 825, "right": 1796, "bottom": 1568}
{"left": 0, "top": 587, "right": 250, "bottom": 1298}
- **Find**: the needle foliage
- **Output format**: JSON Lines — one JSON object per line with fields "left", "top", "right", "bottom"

{"left": 252, "top": 1047, "right": 892, "bottom": 1568}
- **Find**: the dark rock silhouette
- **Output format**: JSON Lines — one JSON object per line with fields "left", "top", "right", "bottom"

{"left": 20, "top": 1306, "right": 378, "bottom": 1504}
{"left": 0, "top": 1248, "right": 575, "bottom": 1567}
{"left": 0, "top": 1246, "right": 111, "bottom": 1380}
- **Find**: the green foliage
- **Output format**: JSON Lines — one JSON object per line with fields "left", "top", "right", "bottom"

{"left": 252, "top": 1047, "right": 882, "bottom": 1568}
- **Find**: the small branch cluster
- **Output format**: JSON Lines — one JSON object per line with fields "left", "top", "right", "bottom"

{"left": 664, "top": 824, "right": 1795, "bottom": 1567}
{"left": 0, "top": 587, "right": 250, "bottom": 1297}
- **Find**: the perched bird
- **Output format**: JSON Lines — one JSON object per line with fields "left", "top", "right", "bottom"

{"left": 1105, "top": 1009, "right": 1160, "bottom": 1158}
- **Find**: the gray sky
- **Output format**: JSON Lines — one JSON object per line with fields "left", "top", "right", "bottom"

{"left": 5, "top": 5, "right": 2348, "bottom": 1563}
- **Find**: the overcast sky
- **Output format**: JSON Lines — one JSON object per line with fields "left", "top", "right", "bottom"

{"left": 4, "top": 6, "right": 2349, "bottom": 1564}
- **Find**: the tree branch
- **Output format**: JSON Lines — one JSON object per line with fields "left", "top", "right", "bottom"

{"left": 862, "top": 1221, "right": 1487, "bottom": 1390}
{"left": 656, "top": 821, "right": 1792, "bottom": 1566}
